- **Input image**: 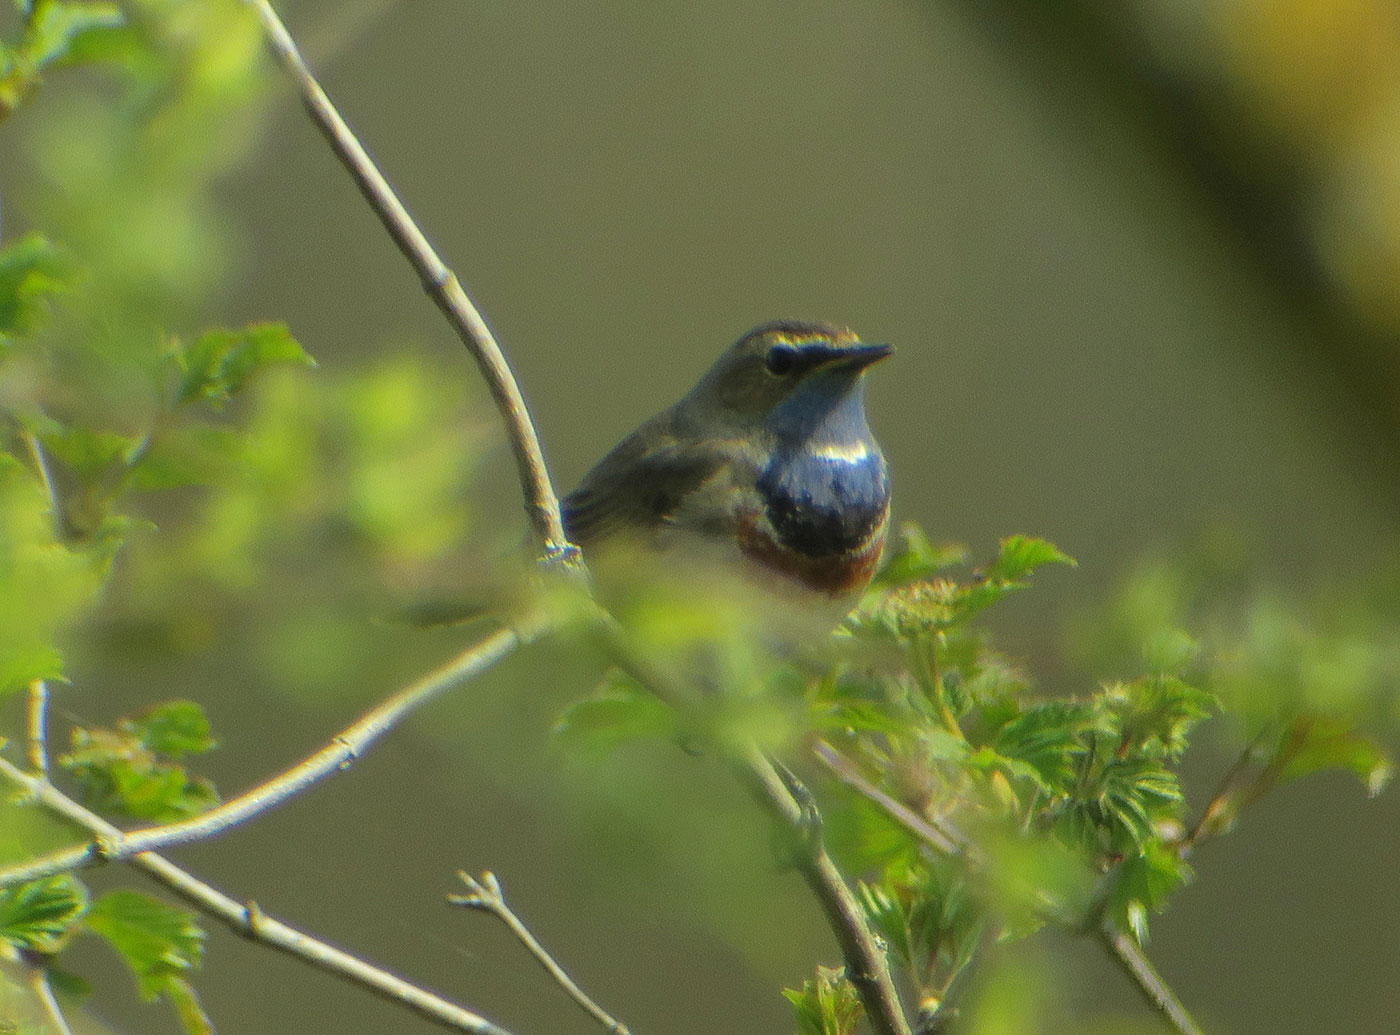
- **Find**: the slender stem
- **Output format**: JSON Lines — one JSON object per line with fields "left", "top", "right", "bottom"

{"left": 25, "top": 679, "right": 49, "bottom": 776}
{"left": 811, "top": 740, "right": 969, "bottom": 859}
{"left": 242, "top": 0, "right": 570, "bottom": 560}
{"left": 28, "top": 963, "right": 74, "bottom": 1035}
{"left": 1097, "top": 920, "right": 1205, "bottom": 1035}
{"left": 21, "top": 427, "right": 57, "bottom": 776}
{"left": 732, "top": 748, "right": 912, "bottom": 1035}
{"left": 0, "top": 756, "right": 518, "bottom": 1035}
{"left": 451, "top": 871, "right": 629, "bottom": 1035}
{"left": 0, "top": 626, "right": 523, "bottom": 890}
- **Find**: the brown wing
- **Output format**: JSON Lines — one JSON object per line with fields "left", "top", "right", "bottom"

{"left": 562, "top": 423, "right": 727, "bottom": 548}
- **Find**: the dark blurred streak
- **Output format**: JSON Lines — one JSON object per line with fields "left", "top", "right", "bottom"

{"left": 934, "top": 0, "right": 1400, "bottom": 474}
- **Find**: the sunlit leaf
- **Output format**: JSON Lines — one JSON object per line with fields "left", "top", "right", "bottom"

{"left": 0, "top": 875, "right": 88, "bottom": 952}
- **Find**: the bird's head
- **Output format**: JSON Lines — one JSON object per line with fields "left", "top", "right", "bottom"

{"left": 682, "top": 320, "right": 893, "bottom": 438}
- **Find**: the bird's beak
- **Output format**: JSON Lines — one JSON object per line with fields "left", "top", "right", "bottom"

{"left": 832, "top": 342, "right": 894, "bottom": 372}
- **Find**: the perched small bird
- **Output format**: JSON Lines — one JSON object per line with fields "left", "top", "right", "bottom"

{"left": 563, "top": 320, "right": 891, "bottom": 631}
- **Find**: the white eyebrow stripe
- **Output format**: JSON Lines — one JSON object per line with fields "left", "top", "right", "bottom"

{"left": 812, "top": 442, "right": 871, "bottom": 463}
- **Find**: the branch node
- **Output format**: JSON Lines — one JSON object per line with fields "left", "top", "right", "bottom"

{"left": 90, "top": 834, "right": 120, "bottom": 863}
{"left": 332, "top": 735, "right": 360, "bottom": 764}
{"left": 242, "top": 900, "right": 267, "bottom": 937}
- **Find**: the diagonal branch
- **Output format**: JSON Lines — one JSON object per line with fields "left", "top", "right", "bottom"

{"left": 0, "top": 756, "right": 518, "bottom": 1035}
{"left": 1097, "top": 920, "right": 1205, "bottom": 1035}
{"left": 241, "top": 0, "right": 569, "bottom": 561}
{"left": 0, "top": 626, "right": 523, "bottom": 890}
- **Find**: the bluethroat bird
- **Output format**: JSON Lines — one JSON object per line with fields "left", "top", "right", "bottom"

{"left": 563, "top": 320, "right": 891, "bottom": 634}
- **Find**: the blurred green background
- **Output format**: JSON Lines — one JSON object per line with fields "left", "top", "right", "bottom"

{"left": 5, "top": 1, "right": 1400, "bottom": 1032}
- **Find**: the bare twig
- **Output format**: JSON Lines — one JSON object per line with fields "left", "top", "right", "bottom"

{"left": 27, "top": 962, "right": 74, "bottom": 1035}
{"left": 0, "top": 756, "right": 518, "bottom": 1035}
{"left": 242, "top": 0, "right": 570, "bottom": 561}
{"left": 729, "top": 748, "right": 911, "bottom": 1035}
{"left": 0, "top": 626, "right": 524, "bottom": 890}
{"left": 451, "top": 871, "right": 630, "bottom": 1035}
{"left": 21, "top": 427, "right": 57, "bottom": 776}
{"left": 811, "top": 740, "right": 970, "bottom": 859}
{"left": 25, "top": 679, "right": 49, "bottom": 776}
{"left": 1097, "top": 920, "right": 1205, "bottom": 1035}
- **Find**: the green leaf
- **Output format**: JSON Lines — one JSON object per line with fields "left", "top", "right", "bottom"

{"left": 21, "top": 1, "right": 124, "bottom": 71}
{"left": 0, "top": 643, "right": 64, "bottom": 699}
{"left": 85, "top": 890, "right": 205, "bottom": 1002}
{"left": 869, "top": 522, "right": 968, "bottom": 590}
{"left": 784, "top": 966, "right": 865, "bottom": 1035}
{"left": 990, "top": 701, "right": 1087, "bottom": 793}
{"left": 172, "top": 323, "right": 313, "bottom": 406}
{"left": 1277, "top": 718, "right": 1393, "bottom": 797}
{"left": 0, "top": 232, "right": 76, "bottom": 340}
{"left": 60, "top": 702, "right": 220, "bottom": 822}
{"left": 131, "top": 700, "right": 217, "bottom": 758}
{"left": 984, "top": 536, "right": 1076, "bottom": 584}
{"left": 1107, "top": 841, "right": 1192, "bottom": 944}
{"left": 0, "top": 875, "right": 89, "bottom": 952}
{"left": 32, "top": 419, "right": 141, "bottom": 479}
{"left": 551, "top": 670, "right": 679, "bottom": 757}
{"left": 1096, "top": 677, "right": 1216, "bottom": 761}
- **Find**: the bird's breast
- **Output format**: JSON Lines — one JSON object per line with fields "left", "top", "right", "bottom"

{"left": 739, "top": 442, "right": 890, "bottom": 597}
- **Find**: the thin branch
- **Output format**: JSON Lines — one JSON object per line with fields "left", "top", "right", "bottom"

{"left": 0, "top": 626, "right": 523, "bottom": 890}
{"left": 0, "top": 756, "right": 519, "bottom": 1035}
{"left": 811, "top": 740, "right": 970, "bottom": 859}
{"left": 21, "top": 427, "right": 57, "bottom": 776}
{"left": 732, "top": 747, "right": 912, "bottom": 1035}
{"left": 242, "top": 0, "right": 570, "bottom": 561}
{"left": 27, "top": 963, "right": 74, "bottom": 1035}
{"left": 25, "top": 679, "right": 49, "bottom": 776}
{"left": 1096, "top": 920, "right": 1205, "bottom": 1035}
{"left": 450, "top": 871, "right": 629, "bottom": 1035}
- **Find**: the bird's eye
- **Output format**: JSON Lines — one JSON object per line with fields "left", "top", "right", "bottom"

{"left": 765, "top": 344, "right": 798, "bottom": 376}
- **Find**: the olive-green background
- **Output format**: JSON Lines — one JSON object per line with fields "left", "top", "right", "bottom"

{"left": 17, "top": 2, "right": 1400, "bottom": 1033}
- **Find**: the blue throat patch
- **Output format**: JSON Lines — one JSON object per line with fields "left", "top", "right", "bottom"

{"left": 757, "top": 377, "right": 889, "bottom": 558}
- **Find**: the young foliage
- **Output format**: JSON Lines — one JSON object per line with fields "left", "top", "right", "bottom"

{"left": 0, "top": 875, "right": 88, "bottom": 954}
{"left": 60, "top": 701, "right": 219, "bottom": 822}
{"left": 85, "top": 889, "right": 211, "bottom": 1035}
{"left": 783, "top": 966, "right": 865, "bottom": 1035}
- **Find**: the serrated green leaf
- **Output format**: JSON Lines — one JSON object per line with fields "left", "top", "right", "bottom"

{"left": 0, "top": 875, "right": 89, "bottom": 952}
{"left": 159, "top": 973, "right": 215, "bottom": 1035}
{"left": 85, "top": 890, "right": 205, "bottom": 1002}
{"left": 984, "top": 536, "right": 1076, "bottom": 584}
{"left": 132, "top": 700, "right": 217, "bottom": 757}
{"left": 60, "top": 705, "right": 221, "bottom": 822}
{"left": 172, "top": 323, "right": 313, "bottom": 406}
{"left": 869, "top": 523, "right": 968, "bottom": 590}
{"left": 990, "top": 701, "right": 1086, "bottom": 793}
{"left": 784, "top": 965, "right": 864, "bottom": 1035}
{"left": 1107, "top": 840, "right": 1192, "bottom": 944}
